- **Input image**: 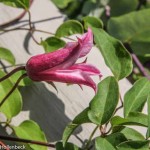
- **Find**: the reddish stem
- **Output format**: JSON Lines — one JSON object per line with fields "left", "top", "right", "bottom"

{"left": 0, "top": 66, "right": 26, "bottom": 82}
{"left": 0, "top": 135, "right": 55, "bottom": 148}
{"left": 0, "top": 73, "right": 27, "bottom": 108}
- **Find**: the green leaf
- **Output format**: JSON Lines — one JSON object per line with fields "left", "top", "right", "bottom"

{"left": 51, "top": 0, "right": 74, "bottom": 9}
{"left": 41, "top": 37, "right": 66, "bottom": 53}
{"left": 88, "top": 76, "right": 119, "bottom": 125}
{"left": 111, "top": 112, "right": 148, "bottom": 127}
{"left": 95, "top": 137, "right": 116, "bottom": 150}
{"left": 106, "top": 133, "right": 127, "bottom": 147}
{"left": 92, "top": 27, "right": 132, "bottom": 80}
{"left": 130, "top": 41, "right": 150, "bottom": 57}
{"left": 147, "top": 93, "right": 150, "bottom": 137}
{"left": 117, "top": 140, "right": 149, "bottom": 150}
{"left": 56, "top": 20, "right": 84, "bottom": 37}
{"left": 108, "top": 9, "right": 150, "bottom": 42}
{"left": 13, "top": 120, "right": 47, "bottom": 150}
{"left": 0, "top": 70, "right": 22, "bottom": 119}
{"left": 108, "top": 0, "right": 138, "bottom": 17}
{"left": 0, "top": 0, "right": 30, "bottom": 9}
{"left": 83, "top": 16, "right": 103, "bottom": 30}
{"left": 62, "top": 1, "right": 81, "bottom": 18}
{"left": 124, "top": 78, "right": 150, "bottom": 117}
{"left": 113, "top": 126, "right": 145, "bottom": 141}
{"left": 63, "top": 107, "right": 91, "bottom": 146}
{"left": 108, "top": 9, "right": 150, "bottom": 57}
{"left": 0, "top": 47, "right": 15, "bottom": 65}
{"left": 56, "top": 142, "right": 82, "bottom": 150}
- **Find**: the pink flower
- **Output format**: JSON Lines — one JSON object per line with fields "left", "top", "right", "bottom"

{"left": 25, "top": 28, "right": 102, "bottom": 93}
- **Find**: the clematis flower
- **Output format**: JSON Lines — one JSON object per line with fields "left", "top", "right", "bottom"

{"left": 0, "top": 28, "right": 102, "bottom": 108}
{"left": 25, "top": 28, "right": 102, "bottom": 93}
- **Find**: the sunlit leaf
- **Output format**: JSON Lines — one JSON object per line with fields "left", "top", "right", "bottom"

{"left": 92, "top": 27, "right": 132, "bottom": 80}
{"left": 83, "top": 16, "right": 103, "bottom": 30}
{"left": 0, "top": 0, "right": 30, "bottom": 9}
{"left": 0, "top": 70, "right": 22, "bottom": 119}
{"left": 56, "top": 20, "right": 83, "bottom": 37}
{"left": 88, "top": 76, "right": 119, "bottom": 125}
{"left": 13, "top": 120, "right": 47, "bottom": 150}
{"left": 0, "top": 47, "right": 15, "bottom": 65}
{"left": 51, "top": 0, "right": 74, "bottom": 9}
{"left": 111, "top": 112, "right": 148, "bottom": 127}
{"left": 41, "top": 37, "right": 66, "bottom": 53}
{"left": 124, "top": 78, "right": 150, "bottom": 117}
{"left": 95, "top": 137, "right": 116, "bottom": 150}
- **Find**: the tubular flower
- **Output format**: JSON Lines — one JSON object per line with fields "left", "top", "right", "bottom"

{"left": 26, "top": 28, "right": 102, "bottom": 93}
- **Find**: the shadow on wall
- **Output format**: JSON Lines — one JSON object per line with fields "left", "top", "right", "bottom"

{"left": 20, "top": 82, "right": 82, "bottom": 142}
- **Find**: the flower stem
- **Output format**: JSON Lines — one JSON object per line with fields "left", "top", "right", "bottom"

{"left": 0, "top": 66, "right": 26, "bottom": 82}
{"left": 84, "top": 125, "right": 99, "bottom": 150}
{"left": 0, "top": 73, "right": 27, "bottom": 108}
{"left": 0, "top": 135, "right": 55, "bottom": 148}
{"left": 124, "top": 43, "right": 150, "bottom": 80}
{"left": 132, "top": 53, "right": 150, "bottom": 80}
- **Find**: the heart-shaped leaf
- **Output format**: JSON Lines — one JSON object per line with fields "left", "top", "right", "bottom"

{"left": 41, "top": 37, "right": 66, "bottom": 53}
{"left": 56, "top": 20, "right": 83, "bottom": 37}
{"left": 13, "top": 120, "right": 47, "bottom": 150}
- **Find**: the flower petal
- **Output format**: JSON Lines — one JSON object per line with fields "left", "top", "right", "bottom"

{"left": 50, "top": 28, "right": 94, "bottom": 70}
{"left": 30, "top": 69, "right": 97, "bottom": 93}
{"left": 26, "top": 28, "right": 94, "bottom": 76}
{"left": 79, "top": 28, "right": 93, "bottom": 58}
{"left": 26, "top": 43, "right": 77, "bottom": 75}
{"left": 69, "top": 63, "right": 102, "bottom": 76}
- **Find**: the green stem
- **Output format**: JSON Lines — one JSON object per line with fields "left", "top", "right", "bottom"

{"left": 84, "top": 125, "right": 99, "bottom": 150}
